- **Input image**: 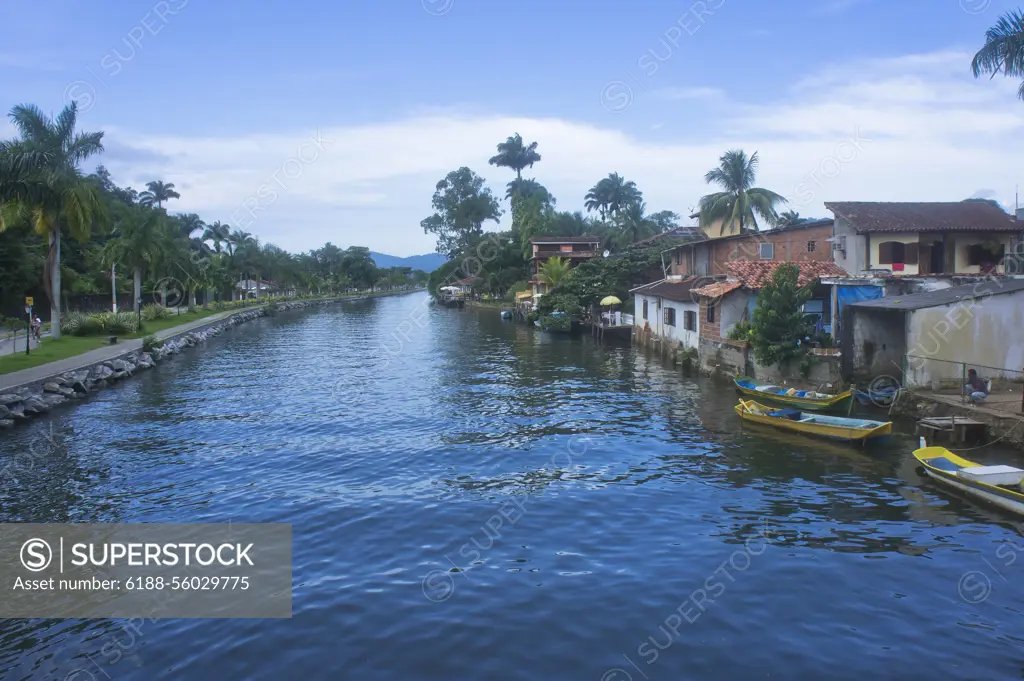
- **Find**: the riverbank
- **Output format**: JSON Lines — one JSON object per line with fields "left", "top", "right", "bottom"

{"left": 0, "top": 294, "right": 397, "bottom": 431}
{"left": 891, "top": 388, "right": 1024, "bottom": 450}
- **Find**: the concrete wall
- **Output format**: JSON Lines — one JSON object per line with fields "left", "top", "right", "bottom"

{"left": 752, "top": 355, "right": 842, "bottom": 385}
{"left": 832, "top": 216, "right": 864, "bottom": 274}
{"left": 634, "top": 294, "right": 699, "bottom": 349}
{"left": 904, "top": 290, "right": 1024, "bottom": 385}
{"left": 698, "top": 337, "right": 748, "bottom": 376}
{"left": 849, "top": 308, "right": 907, "bottom": 380}
{"left": 719, "top": 290, "right": 749, "bottom": 337}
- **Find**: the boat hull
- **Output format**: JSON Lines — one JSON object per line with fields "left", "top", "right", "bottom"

{"left": 734, "top": 378, "right": 852, "bottom": 412}
{"left": 735, "top": 400, "right": 891, "bottom": 443}
{"left": 913, "top": 446, "right": 1024, "bottom": 517}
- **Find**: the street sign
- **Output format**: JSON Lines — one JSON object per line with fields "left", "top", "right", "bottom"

{"left": 25, "top": 296, "right": 33, "bottom": 306}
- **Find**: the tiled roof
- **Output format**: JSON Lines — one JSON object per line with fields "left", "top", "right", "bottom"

{"left": 691, "top": 280, "right": 743, "bottom": 298}
{"left": 725, "top": 260, "right": 849, "bottom": 288}
{"left": 825, "top": 201, "right": 1017, "bottom": 233}
{"left": 529, "top": 235, "right": 602, "bottom": 244}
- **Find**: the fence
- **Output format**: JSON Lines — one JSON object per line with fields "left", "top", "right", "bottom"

{"left": 903, "top": 354, "right": 1024, "bottom": 407}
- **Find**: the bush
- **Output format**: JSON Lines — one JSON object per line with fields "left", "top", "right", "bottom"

{"left": 142, "top": 335, "right": 158, "bottom": 352}
{"left": 62, "top": 312, "right": 101, "bottom": 336}
{"left": 142, "top": 303, "right": 171, "bottom": 321}
{"left": 539, "top": 314, "right": 571, "bottom": 332}
{"left": 94, "top": 311, "right": 140, "bottom": 335}
{"left": 727, "top": 321, "right": 753, "bottom": 342}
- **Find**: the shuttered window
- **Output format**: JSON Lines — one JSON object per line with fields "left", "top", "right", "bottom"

{"left": 664, "top": 307, "right": 676, "bottom": 326}
{"left": 877, "top": 241, "right": 909, "bottom": 265}
{"left": 642, "top": 300, "right": 648, "bottom": 320}
{"left": 684, "top": 311, "right": 697, "bottom": 331}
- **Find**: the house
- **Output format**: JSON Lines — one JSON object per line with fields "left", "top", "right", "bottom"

{"left": 237, "top": 279, "right": 281, "bottom": 299}
{"left": 665, "top": 219, "right": 835, "bottom": 278}
{"left": 843, "top": 277, "right": 1024, "bottom": 386}
{"left": 825, "top": 201, "right": 1021, "bottom": 276}
{"left": 630, "top": 278, "right": 705, "bottom": 350}
{"left": 529, "top": 235, "right": 602, "bottom": 305}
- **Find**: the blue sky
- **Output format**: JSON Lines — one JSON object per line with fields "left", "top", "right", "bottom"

{"left": 1, "top": 0, "right": 1022, "bottom": 255}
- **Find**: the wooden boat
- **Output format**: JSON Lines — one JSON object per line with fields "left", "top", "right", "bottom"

{"left": 734, "top": 377, "right": 852, "bottom": 411}
{"left": 734, "top": 400, "right": 892, "bottom": 443}
{"left": 854, "top": 386, "right": 898, "bottom": 406}
{"left": 913, "top": 446, "right": 1024, "bottom": 517}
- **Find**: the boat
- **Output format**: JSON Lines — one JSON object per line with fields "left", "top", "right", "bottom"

{"left": 854, "top": 385, "right": 898, "bottom": 406}
{"left": 734, "top": 377, "right": 852, "bottom": 411}
{"left": 500, "top": 310, "right": 513, "bottom": 319}
{"left": 913, "top": 446, "right": 1024, "bottom": 517}
{"left": 734, "top": 400, "right": 892, "bottom": 443}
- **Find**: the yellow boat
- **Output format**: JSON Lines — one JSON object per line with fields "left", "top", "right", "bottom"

{"left": 734, "top": 377, "right": 852, "bottom": 412}
{"left": 735, "top": 400, "right": 892, "bottom": 443}
{"left": 913, "top": 446, "right": 1024, "bottom": 517}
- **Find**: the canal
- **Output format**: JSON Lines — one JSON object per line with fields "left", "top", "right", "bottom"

{"left": 1, "top": 291, "right": 1023, "bottom": 680}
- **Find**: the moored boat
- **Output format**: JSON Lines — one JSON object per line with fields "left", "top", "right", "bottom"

{"left": 734, "top": 399, "right": 892, "bottom": 443}
{"left": 734, "top": 377, "right": 852, "bottom": 411}
{"left": 854, "top": 386, "right": 898, "bottom": 406}
{"left": 913, "top": 446, "right": 1024, "bottom": 517}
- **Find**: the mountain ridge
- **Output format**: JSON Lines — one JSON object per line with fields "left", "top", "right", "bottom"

{"left": 370, "top": 251, "right": 447, "bottom": 272}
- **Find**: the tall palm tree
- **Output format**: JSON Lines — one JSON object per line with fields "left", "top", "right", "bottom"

{"left": 101, "top": 206, "right": 168, "bottom": 315}
{"left": 618, "top": 201, "right": 657, "bottom": 245}
{"left": 774, "top": 210, "right": 803, "bottom": 228}
{"left": 971, "top": 9, "right": 1024, "bottom": 101}
{"left": 139, "top": 180, "right": 180, "bottom": 209}
{"left": 538, "top": 256, "right": 572, "bottom": 288}
{"left": 698, "top": 149, "right": 786, "bottom": 235}
{"left": 228, "top": 229, "right": 257, "bottom": 299}
{"left": 173, "top": 212, "right": 205, "bottom": 239}
{"left": 505, "top": 178, "right": 551, "bottom": 204}
{"left": 202, "top": 220, "right": 231, "bottom": 253}
{"left": 585, "top": 173, "right": 642, "bottom": 221}
{"left": 0, "top": 102, "right": 105, "bottom": 338}
{"left": 488, "top": 133, "right": 541, "bottom": 183}
{"left": 584, "top": 178, "right": 613, "bottom": 220}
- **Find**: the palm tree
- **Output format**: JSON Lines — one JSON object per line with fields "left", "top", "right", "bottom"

{"left": 585, "top": 173, "right": 642, "bottom": 221}
{"left": 202, "top": 220, "right": 231, "bottom": 253}
{"left": 173, "top": 212, "right": 205, "bottom": 239}
{"left": 139, "top": 180, "right": 180, "bottom": 209}
{"left": 775, "top": 210, "right": 803, "bottom": 228}
{"left": 505, "top": 178, "right": 551, "bottom": 204}
{"left": 488, "top": 133, "right": 541, "bottom": 183}
{"left": 101, "top": 206, "right": 168, "bottom": 315}
{"left": 538, "top": 256, "right": 572, "bottom": 288}
{"left": 0, "top": 102, "right": 105, "bottom": 339}
{"left": 698, "top": 150, "right": 786, "bottom": 235}
{"left": 618, "top": 201, "right": 658, "bottom": 245}
{"left": 584, "top": 178, "right": 613, "bottom": 220}
{"left": 228, "top": 229, "right": 257, "bottom": 299}
{"left": 971, "top": 9, "right": 1024, "bottom": 101}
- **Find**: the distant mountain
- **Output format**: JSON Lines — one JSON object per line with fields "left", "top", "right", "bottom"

{"left": 370, "top": 252, "right": 447, "bottom": 272}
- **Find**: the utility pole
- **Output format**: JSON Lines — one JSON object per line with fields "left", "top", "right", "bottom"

{"left": 111, "top": 263, "right": 118, "bottom": 312}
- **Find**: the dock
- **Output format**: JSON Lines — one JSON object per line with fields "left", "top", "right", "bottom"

{"left": 915, "top": 416, "right": 987, "bottom": 444}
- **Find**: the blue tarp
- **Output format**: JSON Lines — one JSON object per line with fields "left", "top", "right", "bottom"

{"left": 836, "top": 285, "right": 883, "bottom": 314}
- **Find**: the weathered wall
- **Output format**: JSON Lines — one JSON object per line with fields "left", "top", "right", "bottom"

{"left": 669, "top": 223, "right": 834, "bottom": 278}
{"left": 951, "top": 233, "right": 1013, "bottom": 274}
{"left": 634, "top": 294, "right": 699, "bottom": 350}
{"left": 831, "top": 216, "right": 863, "bottom": 274}
{"left": 719, "top": 291, "right": 749, "bottom": 337}
{"left": 904, "top": 291, "right": 1024, "bottom": 384}
{"left": 849, "top": 308, "right": 907, "bottom": 380}
{"left": 752, "top": 355, "right": 842, "bottom": 385}
{"left": 867, "top": 232, "right": 920, "bottom": 275}
{"left": 698, "top": 338, "right": 748, "bottom": 376}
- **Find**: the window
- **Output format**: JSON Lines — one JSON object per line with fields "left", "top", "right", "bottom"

{"left": 664, "top": 307, "right": 676, "bottom": 326}
{"left": 684, "top": 310, "right": 697, "bottom": 331}
{"left": 675, "top": 249, "right": 682, "bottom": 266}
{"left": 706, "top": 302, "right": 716, "bottom": 323}
{"left": 968, "top": 243, "right": 1005, "bottom": 266}
{"left": 759, "top": 242, "right": 774, "bottom": 260}
{"left": 642, "top": 299, "right": 648, "bottom": 320}
{"left": 559, "top": 244, "right": 573, "bottom": 253}
{"left": 877, "top": 241, "right": 918, "bottom": 266}
{"left": 807, "top": 240, "right": 816, "bottom": 252}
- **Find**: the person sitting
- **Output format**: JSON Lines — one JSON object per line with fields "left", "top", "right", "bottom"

{"left": 964, "top": 368, "right": 989, "bottom": 404}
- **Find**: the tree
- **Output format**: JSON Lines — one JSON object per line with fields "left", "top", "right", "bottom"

{"left": 101, "top": 206, "right": 169, "bottom": 315}
{"left": 0, "top": 102, "right": 105, "bottom": 338}
{"left": 512, "top": 191, "right": 555, "bottom": 258}
{"left": 139, "top": 180, "right": 180, "bottom": 209}
{"left": 972, "top": 9, "right": 1024, "bottom": 101}
{"left": 488, "top": 133, "right": 541, "bottom": 182}
{"left": 505, "top": 178, "right": 552, "bottom": 204}
{"left": 202, "top": 221, "right": 231, "bottom": 253}
{"left": 750, "top": 263, "right": 813, "bottom": 366}
{"left": 538, "top": 256, "right": 571, "bottom": 288}
{"left": 699, "top": 150, "right": 787, "bottom": 235}
{"left": 420, "top": 167, "right": 502, "bottom": 259}
{"left": 585, "top": 173, "right": 642, "bottom": 221}
{"left": 616, "top": 201, "right": 658, "bottom": 246}
{"left": 342, "top": 246, "right": 378, "bottom": 289}
{"left": 775, "top": 210, "right": 803, "bottom": 228}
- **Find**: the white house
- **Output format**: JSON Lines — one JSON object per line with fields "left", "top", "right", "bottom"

{"left": 631, "top": 278, "right": 702, "bottom": 350}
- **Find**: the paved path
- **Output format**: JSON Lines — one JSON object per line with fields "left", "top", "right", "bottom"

{"left": 0, "top": 309, "right": 238, "bottom": 391}
{"left": 0, "top": 333, "right": 50, "bottom": 356}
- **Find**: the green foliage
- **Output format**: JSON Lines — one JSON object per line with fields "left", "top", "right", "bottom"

{"left": 727, "top": 320, "right": 753, "bottom": 342}
{"left": 799, "top": 354, "right": 814, "bottom": 379}
{"left": 420, "top": 167, "right": 503, "bottom": 259}
{"left": 971, "top": 9, "right": 1024, "bottom": 101}
{"left": 536, "top": 244, "right": 663, "bottom": 320}
{"left": 61, "top": 310, "right": 139, "bottom": 336}
{"left": 750, "top": 263, "right": 813, "bottom": 366}
{"left": 538, "top": 314, "right": 571, "bottom": 332}
{"left": 489, "top": 133, "right": 541, "bottom": 181}
{"left": 504, "top": 280, "right": 531, "bottom": 301}
{"left": 142, "top": 303, "right": 171, "bottom": 321}
{"left": 538, "top": 256, "right": 571, "bottom": 287}
{"left": 142, "top": 335, "right": 158, "bottom": 353}
{"left": 699, "top": 149, "right": 786, "bottom": 235}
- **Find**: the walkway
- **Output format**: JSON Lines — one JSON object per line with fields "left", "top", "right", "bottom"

{"left": 0, "top": 309, "right": 238, "bottom": 391}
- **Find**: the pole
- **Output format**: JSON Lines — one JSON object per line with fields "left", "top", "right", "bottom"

{"left": 24, "top": 306, "right": 31, "bottom": 356}
{"left": 962, "top": 363, "right": 967, "bottom": 403}
{"left": 111, "top": 263, "right": 118, "bottom": 312}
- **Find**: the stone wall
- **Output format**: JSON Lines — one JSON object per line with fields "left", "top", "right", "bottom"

{"left": 698, "top": 338, "right": 749, "bottom": 376}
{"left": 0, "top": 298, "right": 347, "bottom": 431}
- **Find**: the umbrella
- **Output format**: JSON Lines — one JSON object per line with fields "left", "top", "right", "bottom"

{"left": 600, "top": 296, "right": 622, "bottom": 306}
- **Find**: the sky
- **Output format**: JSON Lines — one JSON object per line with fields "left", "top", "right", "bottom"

{"left": 1, "top": 0, "right": 1023, "bottom": 257}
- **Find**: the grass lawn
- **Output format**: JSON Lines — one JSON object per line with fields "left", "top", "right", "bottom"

{"left": 0, "top": 308, "right": 224, "bottom": 376}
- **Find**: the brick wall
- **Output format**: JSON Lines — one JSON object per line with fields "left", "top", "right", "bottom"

{"left": 698, "top": 300, "right": 721, "bottom": 340}
{"left": 668, "top": 223, "right": 833, "bottom": 278}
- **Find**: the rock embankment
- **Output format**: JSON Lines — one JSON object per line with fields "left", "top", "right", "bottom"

{"left": 0, "top": 298, "right": 344, "bottom": 431}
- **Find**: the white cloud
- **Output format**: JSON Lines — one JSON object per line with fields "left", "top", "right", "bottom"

{"left": 651, "top": 86, "right": 726, "bottom": 101}
{"left": 95, "top": 49, "right": 1024, "bottom": 255}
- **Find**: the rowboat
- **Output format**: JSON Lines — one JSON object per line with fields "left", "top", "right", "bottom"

{"left": 854, "top": 386, "right": 898, "bottom": 406}
{"left": 734, "top": 399, "right": 892, "bottom": 443}
{"left": 734, "top": 377, "right": 852, "bottom": 411}
{"left": 913, "top": 446, "right": 1024, "bottom": 517}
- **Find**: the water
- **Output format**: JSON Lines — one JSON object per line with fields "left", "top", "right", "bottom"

{"left": 2, "top": 291, "right": 1024, "bottom": 680}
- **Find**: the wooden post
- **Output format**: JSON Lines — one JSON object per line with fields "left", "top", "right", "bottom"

{"left": 962, "top": 362, "right": 967, "bottom": 403}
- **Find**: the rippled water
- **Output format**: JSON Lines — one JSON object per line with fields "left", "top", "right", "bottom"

{"left": 2, "top": 291, "right": 1024, "bottom": 680}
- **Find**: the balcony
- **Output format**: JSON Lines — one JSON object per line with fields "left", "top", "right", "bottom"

{"left": 532, "top": 249, "right": 597, "bottom": 260}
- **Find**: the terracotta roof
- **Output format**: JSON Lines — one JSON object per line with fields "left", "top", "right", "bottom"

{"left": 725, "top": 260, "right": 848, "bottom": 288}
{"left": 692, "top": 280, "right": 743, "bottom": 298}
{"left": 825, "top": 201, "right": 1017, "bottom": 234}
{"left": 529, "top": 235, "right": 602, "bottom": 244}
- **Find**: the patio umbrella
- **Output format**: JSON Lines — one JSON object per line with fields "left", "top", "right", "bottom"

{"left": 600, "top": 295, "right": 622, "bottom": 306}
